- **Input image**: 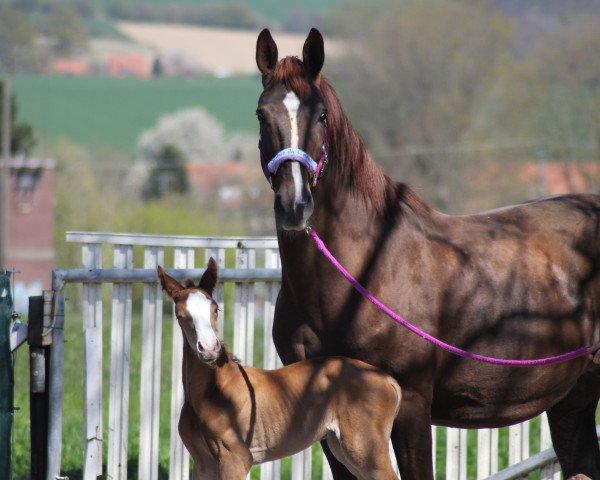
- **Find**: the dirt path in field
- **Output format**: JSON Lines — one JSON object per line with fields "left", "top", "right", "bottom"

{"left": 117, "top": 22, "right": 345, "bottom": 76}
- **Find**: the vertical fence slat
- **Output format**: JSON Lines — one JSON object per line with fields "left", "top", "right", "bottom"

{"left": 509, "top": 420, "right": 529, "bottom": 466}
{"left": 234, "top": 247, "right": 255, "bottom": 480}
{"left": 477, "top": 428, "right": 498, "bottom": 478}
{"left": 446, "top": 427, "right": 467, "bottom": 480}
{"left": 261, "top": 248, "right": 282, "bottom": 480}
{"left": 138, "top": 246, "right": 165, "bottom": 480}
{"left": 107, "top": 245, "right": 133, "bottom": 480}
{"left": 82, "top": 243, "right": 103, "bottom": 480}
{"left": 234, "top": 247, "right": 255, "bottom": 365}
{"left": 540, "top": 413, "right": 561, "bottom": 480}
{"left": 431, "top": 425, "right": 436, "bottom": 476}
{"left": 291, "top": 447, "right": 312, "bottom": 480}
{"left": 170, "top": 248, "right": 194, "bottom": 480}
{"left": 389, "top": 439, "right": 399, "bottom": 477}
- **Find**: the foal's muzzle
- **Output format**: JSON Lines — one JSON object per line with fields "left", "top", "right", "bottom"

{"left": 197, "top": 338, "right": 222, "bottom": 365}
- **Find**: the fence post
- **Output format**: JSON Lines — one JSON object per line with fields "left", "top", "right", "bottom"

{"left": 47, "top": 281, "right": 65, "bottom": 480}
{"left": 169, "top": 247, "right": 194, "bottom": 480}
{"left": 107, "top": 245, "right": 133, "bottom": 480}
{"left": 138, "top": 246, "right": 164, "bottom": 480}
{"left": 28, "top": 295, "right": 51, "bottom": 480}
{"left": 0, "top": 270, "right": 13, "bottom": 480}
{"left": 82, "top": 243, "right": 103, "bottom": 480}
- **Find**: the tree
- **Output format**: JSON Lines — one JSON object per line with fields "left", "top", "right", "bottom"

{"left": 41, "top": 3, "right": 88, "bottom": 55}
{"left": 327, "top": 1, "right": 515, "bottom": 210}
{"left": 143, "top": 144, "right": 190, "bottom": 199}
{"left": 0, "top": 5, "right": 35, "bottom": 72}
{"left": 330, "top": 2, "right": 514, "bottom": 151}
{"left": 466, "top": 21, "right": 600, "bottom": 162}
{"left": 137, "top": 107, "right": 228, "bottom": 164}
{"left": 0, "top": 81, "right": 36, "bottom": 156}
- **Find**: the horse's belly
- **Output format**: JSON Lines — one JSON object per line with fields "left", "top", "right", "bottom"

{"left": 430, "top": 362, "right": 585, "bottom": 428}
{"left": 431, "top": 393, "right": 551, "bottom": 428}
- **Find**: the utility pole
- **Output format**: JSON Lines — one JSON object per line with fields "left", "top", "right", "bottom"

{"left": 0, "top": 77, "right": 10, "bottom": 268}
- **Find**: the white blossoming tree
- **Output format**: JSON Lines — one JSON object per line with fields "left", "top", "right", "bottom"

{"left": 137, "top": 107, "right": 227, "bottom": 164}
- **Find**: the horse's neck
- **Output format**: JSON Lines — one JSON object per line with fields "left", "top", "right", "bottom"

{"left": 311, "top": 153, "right": 391, "bottom": 236}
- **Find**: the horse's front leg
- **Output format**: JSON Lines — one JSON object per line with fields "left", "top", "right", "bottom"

{"left": 547, "top": 365, "right": 600, "bottom": 479}
{"left": 391, "top": 389, "right": 434, "bottom": 480}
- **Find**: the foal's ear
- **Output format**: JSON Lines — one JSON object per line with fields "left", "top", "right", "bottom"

{"left": 198, "top": 257, "right": 218, "bottom": 296}
{"left": 256, "top": 28, "right": 278, "bottom": 78}
{"left": 157, "top": 266, "right": 182, "bottom": 298}
{"left": 302, "top": 28, "right": 324, "bottom": 79}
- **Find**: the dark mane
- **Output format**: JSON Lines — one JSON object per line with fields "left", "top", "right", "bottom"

{"left": 318, "top": 77, "right": 432, "bottom": 218}
{"left": 216, "top": 343, "right": 239, "bottom": 367}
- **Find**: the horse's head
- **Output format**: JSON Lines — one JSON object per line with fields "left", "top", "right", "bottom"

{"left": 256, "top": 28, "right": 328, "bottom": 231}
{"left": 158, "top": 259, "right": 221, "bottom": 365}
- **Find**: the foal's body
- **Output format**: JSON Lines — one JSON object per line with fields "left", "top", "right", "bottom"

{"left": 180, "top": 349, "right": 400, "bottom": 479}
{"left": 159, "top": 263, "right": 401, "bottom": 480}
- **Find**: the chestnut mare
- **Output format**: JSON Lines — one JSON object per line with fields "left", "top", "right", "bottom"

{"left": 255, "top": 28, "right": 600, "bottom": 479}
{"left": 158, "top": 260, "right": 402, "bottom": 479}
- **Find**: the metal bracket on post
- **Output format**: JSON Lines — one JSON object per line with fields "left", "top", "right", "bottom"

{"left": 28, "top": 292, "right": 53, "bottom": 349}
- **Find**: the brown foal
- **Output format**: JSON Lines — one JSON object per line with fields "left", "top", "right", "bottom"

{"left": 158, "top": 259, "right": 401, "bottom": 480}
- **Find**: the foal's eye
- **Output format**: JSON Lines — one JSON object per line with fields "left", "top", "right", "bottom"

{"left": 319, "top": 110, "right": 328, "bottom": 122}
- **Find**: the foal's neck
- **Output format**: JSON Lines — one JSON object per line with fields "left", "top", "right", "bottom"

{"left": 182, "top": 342, "right": 236, "bottom": 401}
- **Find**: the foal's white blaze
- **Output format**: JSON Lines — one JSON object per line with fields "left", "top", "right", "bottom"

{"left": 283, "top": 91, "right": 304, "bottom": 203}
{"left": 186, "top": 292, "right": 219, "bottom": 353}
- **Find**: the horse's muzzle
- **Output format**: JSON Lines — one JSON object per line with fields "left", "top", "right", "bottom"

{"left": 275, "top": 191, "right": 313, "bottom": 231}
{"left": 273, "top": 161, "right": 314, "bottom": 230}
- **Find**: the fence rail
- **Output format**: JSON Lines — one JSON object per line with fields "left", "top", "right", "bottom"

{"left": 45, "top": 231, "right": 590, "bottom": 480}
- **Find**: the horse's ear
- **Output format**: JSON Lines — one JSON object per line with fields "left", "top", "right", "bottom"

{"left": 256, "top": 28, "right": 278, "bottom": 78}
{"left": 157, "top": 266, "right": 182, "bottom": 299}
{"left": 302, "top": 28, "right": 324, "bottom": 79}
{"left": 199, "top": 257, "right": 218, "bottom": 296}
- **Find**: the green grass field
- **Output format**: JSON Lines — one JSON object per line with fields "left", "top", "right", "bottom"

{"left": 12, "top": 74, "right": 262, "bottom": 156}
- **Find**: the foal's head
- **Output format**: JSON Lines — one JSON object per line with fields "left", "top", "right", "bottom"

{"left": 256, "top": 28, "right": 327, "bottom": 231}
{"left": 158, "top": 259, "right": 221, "bottom": 364}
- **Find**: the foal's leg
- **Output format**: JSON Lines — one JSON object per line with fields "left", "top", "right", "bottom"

{"left": 321, "top": 439, "right": 358, "bottom": 480}
{"left": 218, "top": 461, "right": 251, "bottom": 480}
{"left": 332, "top": 428, "right": 399, "bottom": 480}
{"left": 330, "top": 400, "right": 399, "bottom": 480}
{"left": 547, "top": 366, "right": 600, "bottom": 479}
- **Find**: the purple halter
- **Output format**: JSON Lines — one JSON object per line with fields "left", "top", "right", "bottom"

{"left": 259, "top": 124, "right": 329, "bottom": 189}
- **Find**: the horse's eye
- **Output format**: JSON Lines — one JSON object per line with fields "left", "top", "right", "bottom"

{"left": 319, "top": 110, "right": 328, "bottom": 122}
{"left": 256, "top": 109, "right": 266, "bottom": 123}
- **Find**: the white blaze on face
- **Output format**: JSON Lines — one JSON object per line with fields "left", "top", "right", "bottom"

{"left": 283, "top": 91, "right": 304, "bottom": 203}
{"left": 283, "top": 91, "right": 300, "bottom": 148}
{"left": 185, "top": 292, "right": 219, "bottom": 353}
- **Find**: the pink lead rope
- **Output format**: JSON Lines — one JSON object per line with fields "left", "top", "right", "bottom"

{"left": 307, "top": 227, "right": 594, "bottom": 367}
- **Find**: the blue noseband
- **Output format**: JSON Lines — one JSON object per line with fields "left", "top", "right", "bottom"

{"left": 266, "top": 148, "right": 318, "bottom": 176}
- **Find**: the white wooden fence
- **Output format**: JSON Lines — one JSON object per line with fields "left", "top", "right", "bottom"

{"left": 47, "top": 231, "right": 581, "bottom": 480}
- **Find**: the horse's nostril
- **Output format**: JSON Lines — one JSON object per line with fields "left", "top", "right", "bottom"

{"left": 197, "top": 342, "right": 205, "bottom": 352}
